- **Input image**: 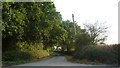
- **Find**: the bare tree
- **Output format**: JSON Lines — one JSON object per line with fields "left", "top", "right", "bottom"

{"left": 84, "top": 21, "right": 108, "bottom": 45}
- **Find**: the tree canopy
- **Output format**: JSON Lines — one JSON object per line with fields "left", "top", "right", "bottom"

{"left": 2, "top": 2, "right": 67, "bottom": 51}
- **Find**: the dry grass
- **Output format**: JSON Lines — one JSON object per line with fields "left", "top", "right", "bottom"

{"left": 65, "top": 56, "right": 102, "bottom": 65}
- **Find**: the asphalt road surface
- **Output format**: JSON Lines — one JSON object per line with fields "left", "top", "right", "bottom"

{"left": 2, "top": 56, "right": 119, "bottom": 68}
{"left": 16, "top": 56, "right": 111, "bottom": 66}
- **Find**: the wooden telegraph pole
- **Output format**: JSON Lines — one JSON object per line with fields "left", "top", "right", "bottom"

{"left": 72, "top": 14, "right": 76, "bottom": 42}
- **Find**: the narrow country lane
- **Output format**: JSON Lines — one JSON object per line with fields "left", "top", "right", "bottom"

{"left": 15, "top": 56, "right": 117, "bottom": 67}
{"left": 2, "top": 56, "right": 118, "bottom": 68}
{"left": 16, "top": 56, "right": 95, "bottom": 66}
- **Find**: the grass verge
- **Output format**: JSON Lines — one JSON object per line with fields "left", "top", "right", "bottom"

{"left": 2, "top": 56, "right": 52, "bottom": 67}
{"left": 65, "top": 56, "right": 104, "bottom": 65}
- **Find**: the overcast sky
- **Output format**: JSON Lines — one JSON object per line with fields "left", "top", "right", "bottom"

{"left": 53, "top": 0, "right": 119, "bottom": 44}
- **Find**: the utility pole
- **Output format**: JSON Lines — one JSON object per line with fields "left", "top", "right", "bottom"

{"left": 72, "top": 14, "right": 76, "bottom": 36}
{"left": 72, "top": 14, "right": 76, "bottom": 42}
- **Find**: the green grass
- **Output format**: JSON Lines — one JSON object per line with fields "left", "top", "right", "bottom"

{"left": 2, "top": 60, "right": 28, "bottom": 67}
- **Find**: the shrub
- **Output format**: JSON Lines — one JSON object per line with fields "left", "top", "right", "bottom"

{"left": 2, "top": 41, "right": 50, "bottom": 61}
{"left": 2, "top": 51, "right": 33, "bottom": 61}
{"left": 75, "top": 45, "right": 118, "bottom": 64}
{"left": 28, "top": 50, "right": 49, "bottom": 60}
{"left": 2, "top": 50, "right": 49, "bottom": 61}
{"left": 15, "top": 41, "right": 44, "bottom": 51}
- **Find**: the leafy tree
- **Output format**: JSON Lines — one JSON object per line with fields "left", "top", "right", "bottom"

{"left": 22, "top": 2, "right": 44, "bottom": 41}
{"left": 43, "top": 25, "right": 68, "bottom": 50}
{"left": 2, "top": 2, "right": 27, "bottom": 51}
{"left": 74, "top": 29, "right": 91, "bottom": 58}
{"left": 60, "top": 20, "right": 81, "bottom": 54}
{"left": 2, "top": 2, "right": 67, "bottom": 51}
{"left": 75, "top": 29, "right": 91, "bottom": 48}
{"left": 2, "top": 2, "right": 26, "bottom": 39}
{"left": 37, "top": 2, "right": 67, "bottom": 50}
